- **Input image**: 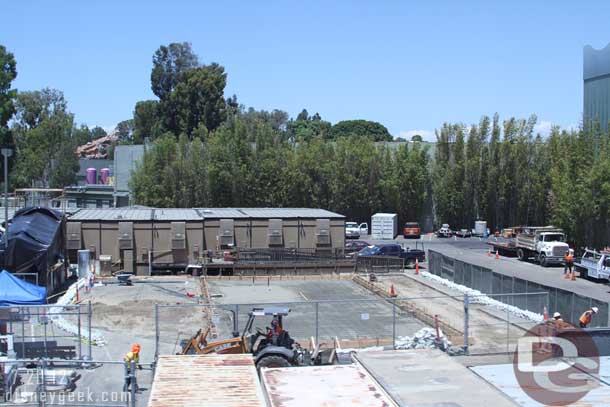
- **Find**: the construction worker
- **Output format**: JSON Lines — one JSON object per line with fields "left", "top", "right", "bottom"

{"left": 123, "top": 343, "right": 142, "bottom": 392}
{"left": 551, "top": 312, "right": 570, "bottom": 329}
{"left": 267, "top": 318, "right": 283, "bottom": 345}
{"left": 579, "top": 307, "right": 599, "bottom": 328}
{"left": 564, "top": 250, "right": 574, "bottom": 275}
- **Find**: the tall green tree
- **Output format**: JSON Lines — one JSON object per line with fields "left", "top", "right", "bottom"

{"left": 151, "top": 42, "right": 199, "bottom": 100}
{"left": 11, "top": 88, "right": 78, "bottom": 188}
{"left": 168, "top": 64, "right": 227, "bottom": 137}
{"left": 286, "top": 109, "right": 331, "bottom": 141}
{"left": 133, "top": 100, "right": 161, "bottom": 143}
{"left": 0, "top": 45, "right": 17, "bottom": 146}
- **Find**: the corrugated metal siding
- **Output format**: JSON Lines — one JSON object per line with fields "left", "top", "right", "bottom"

{"left": 148, "top": 354, "right": 265, "bottom": 407}
{"left": 261, "top": 364, "right": 398, "bottom": 407}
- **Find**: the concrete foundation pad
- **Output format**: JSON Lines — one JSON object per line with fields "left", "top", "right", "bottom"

{"left": 355, "top": 349, "right": 518, "bottom": 406}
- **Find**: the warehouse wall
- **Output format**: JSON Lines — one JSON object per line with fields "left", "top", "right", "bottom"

{"left": 428, "top": 250, "right": 610, "bottom": 327}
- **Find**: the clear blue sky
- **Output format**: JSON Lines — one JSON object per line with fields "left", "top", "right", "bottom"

{"left": 2, "top": 1, "right": 610, "bottom": 140}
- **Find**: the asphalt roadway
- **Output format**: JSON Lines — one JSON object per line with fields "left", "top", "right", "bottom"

{"left": 355, "top": 234, "right": 610, "bottom": 303}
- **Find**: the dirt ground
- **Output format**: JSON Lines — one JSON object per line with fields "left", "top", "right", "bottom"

{"left": 77, "top": 276, "right": 205, "bottom": 359}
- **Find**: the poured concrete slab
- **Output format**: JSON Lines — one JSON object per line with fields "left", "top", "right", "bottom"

{"left": 354, "top": 349, "right": 517, "bottom": 406}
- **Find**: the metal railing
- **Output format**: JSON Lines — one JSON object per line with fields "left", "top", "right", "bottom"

{"left": 354, "top": 256, "right": 404, "bottom": 273}
{"left": 234, "top": 248, "right": 347, "bottom": 264}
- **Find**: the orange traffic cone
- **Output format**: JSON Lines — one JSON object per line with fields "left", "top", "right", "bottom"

{"left": 75, "top": 283, "right": 80, "bottom": 302}
{"left": 571, "top": 270, "right": 576, "bottom": 281}
{"left": 415, "top": 258, "right": 420, "bottom": 275}
{"left": 495, "top": 250, "right": 500, "bottom": 260}
{"left": 543, "top": 306, "right": 548, "bottom": 322}
{"left": 389, "top": 284, "right": 397, "bottom": 297}
{"left": 564, "top": 271, "right": 570, "bottom": 279}
{"left": 487, "top": 249, "right": 492, "bottom": 257}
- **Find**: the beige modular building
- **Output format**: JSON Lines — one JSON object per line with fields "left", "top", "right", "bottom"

{"left": 65, "top": 207, "right": 345, "bottom": 275}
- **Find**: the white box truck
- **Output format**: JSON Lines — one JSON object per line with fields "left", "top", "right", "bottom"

{"left": 371, "top": 213, "right": 398, "bottom": 240}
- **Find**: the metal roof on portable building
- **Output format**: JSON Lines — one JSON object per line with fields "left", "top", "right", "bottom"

{"left": 148, "top": 354, "right": 265, "bottom": 407}
{"left": 68, "top": 207, "right": 344, "bottom": 221}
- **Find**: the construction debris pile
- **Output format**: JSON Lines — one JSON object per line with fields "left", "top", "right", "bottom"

{"left": 395, "top": 327, "right": 450, "bottom": 350}
{"left": 75, "top": 133, "right": 118, "bottom": 159}
{"left": 395, "top": 327, "right": 464, "bottom": 356}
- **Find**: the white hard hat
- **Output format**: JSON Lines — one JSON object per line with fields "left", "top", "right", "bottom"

{"left": 592, "top": 307, "right": 599, "bottom": 314}
{"left": 553, "top": 312, "right": 561, "bottom": 319}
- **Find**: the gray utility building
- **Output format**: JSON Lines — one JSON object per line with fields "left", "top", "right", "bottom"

{"left": 584, "top": 42, "right": 610, "bottom": 132}
{"left": 65, "top": 207, "right": 345, "bottom": 275}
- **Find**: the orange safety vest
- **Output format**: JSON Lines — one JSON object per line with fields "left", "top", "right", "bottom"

{"left": 565, "top": 254, "right": 574, "bottom": 264}
{"left": 579, "top": 310, "right": 593, "bottom": 326}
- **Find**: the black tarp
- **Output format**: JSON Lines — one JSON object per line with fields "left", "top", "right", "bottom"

{"left": 0, "top": 207, "right": 65, "bottom": 292}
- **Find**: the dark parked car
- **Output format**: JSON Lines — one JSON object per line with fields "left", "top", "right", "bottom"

{"left": 358, "top": 243, "right": 425, "bottom": 266}
{"left": 403, "top": 222, "right": 421, "bottom": 239}
{"left": 454, "top": 229, "right": 472, "bottom": 238}
{"left": 345, "top": 240, "right": 370, "bottom": 256}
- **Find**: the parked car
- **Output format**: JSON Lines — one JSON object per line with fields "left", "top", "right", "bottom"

{"left": 454, "top": 229, "right": 472, "bottom": 238}
{"left": 357, "top": 243, "right": 425, "bottom": 266}
{"left": 345, "top": 240, "right": 370, "bottom": 256}
{"left": 437, "top": 224, "right": 452, "bottom": 238}
{"left": 345, "top": 222, "right": 368, "bottom": 239}
{"left": 403, "top": 222, "right": 421, "bottom": 239}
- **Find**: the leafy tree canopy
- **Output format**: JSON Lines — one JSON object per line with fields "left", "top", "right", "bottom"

{"left": 329, "top": 119, "right": 392, "bottom": 141}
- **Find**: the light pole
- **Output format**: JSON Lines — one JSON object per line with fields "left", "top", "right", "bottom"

{"left": 1, "top": 148, "right": 13, "bottom": 228}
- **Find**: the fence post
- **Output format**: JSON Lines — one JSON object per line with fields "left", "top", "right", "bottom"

{"left": 315, "top": 302, "right": 319, "bottom": 345}
{"left": 130, "top": 361, "right": 137, "bottom": 407}
{"left": 235, "top": 304, "right": 240, "bottom": 333}
{"left": 463, "top": 294, "right": 469, "bottom": 355}
{"left": 88, "top": 301, "right": 92, "bottom": 360}
{"left": 77, "top": 305, "right": 82, "bottom": 359}
{"left": 21, "top": 307, "right": 25, "bottom": 358}
{"left": 154, "top": 304, "right": 160, "bottom": 364}
{"left": 506, "top": 301, "right": 510, "bottom": 354}
{"left": 392, "top": 298, "right": 396, "bottom": 350}
{"left": 38, "top": 359, "right": 45, "bottom": 407}
{"left": 43, "top": 309, "right": 48, "bottom": 358}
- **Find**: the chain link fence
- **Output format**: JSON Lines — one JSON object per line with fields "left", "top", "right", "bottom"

{"left": 1, "top": 304, "right": 93, "bottom": 361}
{"left": 0, "top": 359, "right": 151, "bottom": 407}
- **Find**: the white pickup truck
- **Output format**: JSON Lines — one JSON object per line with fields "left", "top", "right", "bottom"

{"left": 345, "top": 222, "right": 368, "bottom": 239}
{"left": 574, "top": 249, "right": 610, "bottom": 280}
